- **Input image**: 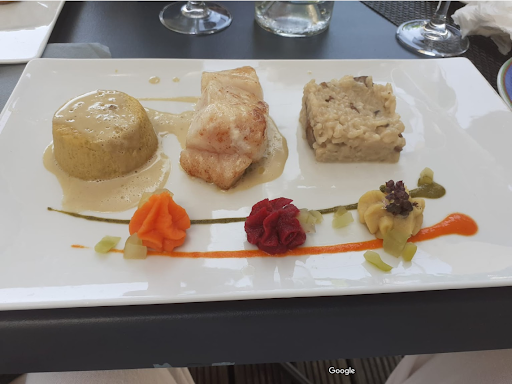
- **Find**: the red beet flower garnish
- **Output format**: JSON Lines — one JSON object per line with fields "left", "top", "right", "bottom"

{"left": 244, "top": 198, "right": 306, "bottom": 255}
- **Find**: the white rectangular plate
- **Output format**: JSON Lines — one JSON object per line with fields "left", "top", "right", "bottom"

{"left": 0, "top": 1, "right": 64, "bottom": 64}
{"left": 1, "top": 58, "right": 512, "bottom": 311}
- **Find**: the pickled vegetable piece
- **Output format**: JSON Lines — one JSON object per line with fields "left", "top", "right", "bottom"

{"left": 418, "top": 167, "right": 434, "bottom": 186}
{"left": 402, "top": 242, "right": 417, "bottom": 261}
{"left": 364, "top": 251, "right": 392, "bottom": 272}
{"left": 332, "top": 207, "right": 354, "bottom": 228}
{"left": 334, "top": 207, "right": 347, "bottom": 217}
{"left": 94, "top": 235, "right": 121, "bottom": 254}
{"left": 383, "top": 229, "right": 410, "bottom": 257}
{"left": 310, "top": 210, "right": 324, "bottom": 223}
{"left": 298, "top": 209, "right": 323, "bottom": 233}
{"left": 126, "top": 233, "right": 143, "bottom": 245}
{"left": 298, "top": 209, "right": 316, "bottom": 233}
{"left": 300, "top": 209, "right": 323, "bottom": 224}
{"left": 124, "top": 233, "right": 148, "bottom": 259}
{"left": 298, "top": 209, "right": 309, "bottom": 221}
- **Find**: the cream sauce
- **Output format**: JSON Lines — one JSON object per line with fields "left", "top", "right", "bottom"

{"left": 149, "top": 76, "right": 160, "bottom": 84}
{"left": 46, "top": 93, "right": 287, "bottom": 213}
{"left": 145, "top": 108, "right": 194, "bottom": 148}
{"left": 144, "top": 109, "right": 288, "bottom": 190}
{"left": 224, "top": 117, "right": 288, "bottom": 192}
{"left": 53, "top": 90, "right": 138, "bottom": 141}
{"left": 43, "top": 144, "right": 170, "bottom": 213}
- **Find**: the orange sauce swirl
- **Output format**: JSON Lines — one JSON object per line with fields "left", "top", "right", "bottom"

{"left": 78, "top": 213, "right": 477, "bottom": 259}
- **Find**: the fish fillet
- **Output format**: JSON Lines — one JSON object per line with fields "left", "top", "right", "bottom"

{"left": 200, "top": 66, "right": 264, "bottom": 100}
{"left": 180, "top": 150, "right": 252, "bottom": 190}
{"left": 180, "top": 67, "right": 268, "bottom": 190}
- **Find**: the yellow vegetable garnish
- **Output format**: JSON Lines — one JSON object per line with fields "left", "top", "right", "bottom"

{"left": 364, "top": 251, "right": 392, "bottom": 272}
{"left": 332, "top": 207, "right": 354, "bottom": 228}
{"left": 309, "top": 210, "right": 323, "bottom": 223}
{"left": 383, "top": 229, "right": 409, "bottom": 257}
{"left": 124, "top": 233, "right": 148, "bottom": 259}
{"left": 94, "top": 236, "right": 121, "bottom": 254}
{"left": 418, "top": 167, "right": 434, "bottom": 186}
{"left": 298, "top": 209, "right": 323, "bottom": 233}
{"left": 358, "top": 180, "right": 424, "bottom": 239}
{"left": 402, "top": 243, "right": 418, "bottom": 261}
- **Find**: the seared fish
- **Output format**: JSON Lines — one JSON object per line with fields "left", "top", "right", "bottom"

{"left": 180, "top": 67, "right": 268, "bottom": 190}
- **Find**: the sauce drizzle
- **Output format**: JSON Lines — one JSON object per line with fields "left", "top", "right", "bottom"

{"left": 149, "top": 76, "right": 160, "bottom": 84}
{"left": 48, "top": 179, "right": 446, "bottom": 225}
{"left": 73, "top": 213, "right": 477, "bottom": 259}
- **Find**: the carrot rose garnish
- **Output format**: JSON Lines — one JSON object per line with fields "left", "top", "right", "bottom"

{"left": 129, "top": 190, "right": 190, "bottom": 252}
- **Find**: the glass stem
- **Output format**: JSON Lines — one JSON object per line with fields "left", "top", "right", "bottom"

{"left": 424, "top": 1, "right": 451, "bottom": 38}
{"left": 182, "top": 1, "right": 210, "bottom": 19}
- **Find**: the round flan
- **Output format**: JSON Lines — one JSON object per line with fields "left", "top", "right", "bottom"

{"left": 52, "top": 90, "right": 158, "bottom": 180}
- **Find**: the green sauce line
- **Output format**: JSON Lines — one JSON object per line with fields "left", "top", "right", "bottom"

{"left": 48, "top": 181, "right": 445, "bottom": 226}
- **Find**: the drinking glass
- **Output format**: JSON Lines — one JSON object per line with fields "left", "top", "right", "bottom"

{"left": 160, "top": 1, "right": 232, "bottom": 35}
{"left": 396, "top": 1, "right": 469, "bottom": 57}
{"left": 255, "top": 1, "right": 334, "bottom": 37}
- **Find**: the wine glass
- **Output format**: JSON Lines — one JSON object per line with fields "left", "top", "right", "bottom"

{"left": 396, "top": 1, "right": 469, "bottom": 57}
{"left": 159, "top": 1, "right": 232, "bottom": 35}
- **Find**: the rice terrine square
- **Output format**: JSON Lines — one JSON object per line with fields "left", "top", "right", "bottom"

{"left": 299, "top": 76, "right": 406, "bottom": 163}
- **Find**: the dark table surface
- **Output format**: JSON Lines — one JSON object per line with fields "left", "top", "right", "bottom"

{"left": 48, "top": 1, "right": 419, "bottom": 60}
{"left": 3, "top": 0, "right": 512, "bottom": 374}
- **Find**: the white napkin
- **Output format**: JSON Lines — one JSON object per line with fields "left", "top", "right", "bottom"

{"left": 452, "top": 1, "right": 512, "bottom": 55}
